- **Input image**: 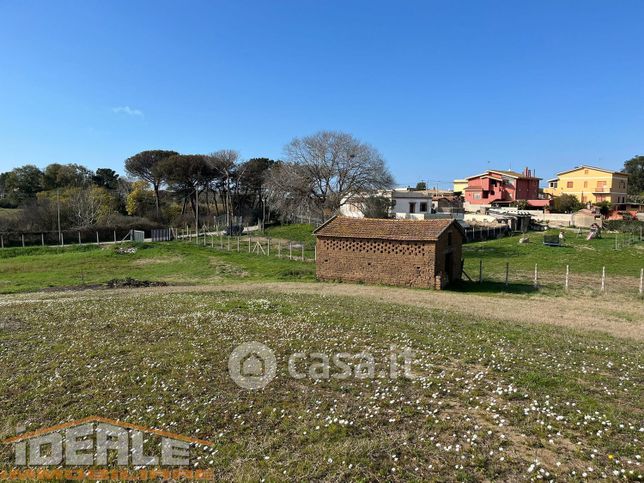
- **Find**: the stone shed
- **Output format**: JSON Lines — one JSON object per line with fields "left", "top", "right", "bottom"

{"left": 314, "top": 216, "right": 464, "bottom": 289}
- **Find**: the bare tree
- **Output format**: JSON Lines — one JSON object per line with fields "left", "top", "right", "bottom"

{"left": 274, "top": 131, "right": 394, "bottom": 218}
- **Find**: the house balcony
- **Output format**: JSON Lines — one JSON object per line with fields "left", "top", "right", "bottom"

{"left": 592, "top": 187, "right": 611, "bottom": 193}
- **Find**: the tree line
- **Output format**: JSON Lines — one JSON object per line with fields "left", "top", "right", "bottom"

{"left": 0, "top": 130, "right": 394, "bottom": 233}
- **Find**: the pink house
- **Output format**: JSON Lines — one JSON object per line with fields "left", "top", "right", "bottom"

{"left": 464, "top": 168, "right": 545, "bottom": 206}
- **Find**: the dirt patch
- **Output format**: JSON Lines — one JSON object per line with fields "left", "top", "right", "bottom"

{"left": 0, "top": 316, "right": 23, "bottom": 331}
{"left": 110, "top": 282, "right": 644, "bottom": 341}
{"left": 7, "top": 281, "right": 643, "bottom": 340}
{"left": 105, "top": 278, "right": 168, "bottom": 289}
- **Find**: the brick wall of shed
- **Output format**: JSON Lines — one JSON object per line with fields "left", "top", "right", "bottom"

{"left": 316, "top": 237, "right": 438, "bottom": 288}
{"left": 433, "top": 225, "right": 464, "bottom": 287}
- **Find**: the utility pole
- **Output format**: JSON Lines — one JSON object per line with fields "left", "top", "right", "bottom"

{"left": 195, "top": 188, "right": 199, "bottom": 244}
{"left": 57, "top": 189, "right": 62, "bottom": 245}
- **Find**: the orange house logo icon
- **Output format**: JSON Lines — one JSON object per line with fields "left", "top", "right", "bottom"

{"left": 1, "top": 416, "right": 216, "bottom": 481}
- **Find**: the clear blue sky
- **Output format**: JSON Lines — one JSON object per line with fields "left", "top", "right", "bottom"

{"left": 1, "top": 0, "right": 643, "bottom": 188}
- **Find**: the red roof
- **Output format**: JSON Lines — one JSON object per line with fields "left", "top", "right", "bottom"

{"left": 314, "top": 216, "right": 461, "bottom": 241}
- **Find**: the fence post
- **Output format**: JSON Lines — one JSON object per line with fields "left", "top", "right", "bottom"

{"left": 267, "top": 238, "right": 270, "bottom": 256}
{"left": 78, "top": 231, "right": 81, "bottom": 244}
{"left": 114, "top": 231, "right": 117, "bottom": 243}
{"left": 289, "top": 242, "right": 293, "bottom": 260}
{"left": 565, "top": 265, "right": 569, "bottom": 293}
{"left": 96, "top": 232, "right": 100, "bottom": 246}
{"left": 314, "top": 243, "right": 317, "bottom": 261}
{"left": 248, "top": 236, "right": 251, "bottom": 253}
{"left": 41, "top": 233, "right": 45, "bottom": 246}
{"left": 639, "top": 268, "right": 643, "bottom": 297}
{"left": 278, "top": 242, "right": 281, "bottom": 258}
{"left": 301, "top": 244, "right": 304, "bottom": 261}
{"left": 220, "top": 234, "right": 223, "bottom": 249}
{"left": 601, "top": 266, "right": 606, "bottom": 293}
{"left": 211, "top": 235, "right": 214, "bottom": 248}
{"left": 22, "top": 234, "right": 25, "bottom": 247}
{"left": 237, "top": 236, "right": 240, "bottom": 252}
{"left": 227, "top": 236, "right": 231, "bottom": 251}
{"left": 0, "top": 235, "right": 3, "bottom": 249}
{"left": 479, "top": 259, "right": 482, "bottom": 283}
{"left": 61, "top": 233, "right": 65, "bottom": 246}
{"left": 505, "top": 262, "right": 509, "bottom": 286}
{"left": 533, "top": 263, "right": 538, "bottom": 289}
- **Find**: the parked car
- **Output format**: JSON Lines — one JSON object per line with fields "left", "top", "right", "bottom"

{"left": 225, "top": 224, "right": 245, "bottom": 236}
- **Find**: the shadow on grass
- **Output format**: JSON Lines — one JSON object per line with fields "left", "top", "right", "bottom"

{"left": 448, "top": 280, "right": 539, "bottom": 294}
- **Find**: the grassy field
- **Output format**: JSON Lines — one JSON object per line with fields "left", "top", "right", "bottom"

{"left": 264, "top": 223, "right": 316, "bottom": 246}
{"left": 0, "top": 241, "right": 315, "bottom": 294}
{"left": 0, "top": 289, "right": 641, "bottom": 480}
{"left": 1, "top": 223, "right": 642, "bottom": 296}
{"left": 463, "top": 230, "right": 643, "bottom": 277}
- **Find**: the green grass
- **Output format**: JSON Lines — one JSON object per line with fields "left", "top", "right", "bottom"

{"left": 0, "top": 241, "right": 315, "bottom": 294}
{"left": 463, "top": 230, "right": 643, "bottom": 278}
{"left": 0, "top": 290, "right": 641, "bottom": 480}
{"left": 264, "top": 223, "right": 316, "bottom": 246}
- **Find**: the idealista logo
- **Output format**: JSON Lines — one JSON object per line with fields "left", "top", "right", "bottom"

{"left": 1, "top": 416, "right": 216, "bottom": 481}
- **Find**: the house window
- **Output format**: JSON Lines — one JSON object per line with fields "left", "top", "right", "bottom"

{"left": 583, "top": 181, "right": 588, "bottom": 188}
{"left": 409, "top": 202, "right": 416, "bottom": 213}
{"left": 473, "top": 193, "right": 481, "bottom": 200}
{"left": 420, "top": 202, "right": 428, "bottom": 212}
{"left": 584, "top": 169, "right": 589, "bottom": 174}
{"left": 567, "top": 181, "right": 573, "bottom": 188}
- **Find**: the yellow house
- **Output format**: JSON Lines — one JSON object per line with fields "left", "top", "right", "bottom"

{"left": 544, "top": 165, "right": 629, "bottom": 205}
{"left": 453, "top": 179, "right": 468, "bottom": 193}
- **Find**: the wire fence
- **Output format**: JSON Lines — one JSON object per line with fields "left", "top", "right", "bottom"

{"left": 462, "top": 259, "right": 644, "bottom": 297}
{"left": 181, "top": 229, "right": 317, "bottom": 262}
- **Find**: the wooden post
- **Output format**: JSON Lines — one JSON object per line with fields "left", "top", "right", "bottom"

{"left": 601, "top": 266, "right": 606, "bottom": 293}
{"left": 114, "top": 230, "right": 117, "bottom": 243}
{"left": 21, "top": 234, "right": 25, "bottom": 247}
{"left": 278, "top": 242, "right": 281, "bottom": 258}
{"left": 96, "top": 232, "right": 100, "bottom": 246}
{"left": 1, "top": 235, "right": 3, "bottom": 249}
{"left": 41, "top": 233, "right": 45, "bottom": 246}
{"left": 211, "top": 235, "right": 214, "bottom": 248}
{"left": 267, "top": 238, "right": 270, "bottom": 256}
{"left": 220, "top": 234, "right": 223, "bottom": 249}
{"left": 237, "top": 236, "right": 240, "bottom": 252}
{"left": 314, "top": 243, "right": 317, "bottom": 261}
{"left": 639, "top": 268, "right": 643, "bottom": 297}
{"left": 565, "top": 265, "right": 569, "bottom": 293}
{"left": 301, "top": 244, "right": 304, "bottom": 261}
{"left": 61, "top": 233, "right": 65, "bottom": 246}
{"left": 505, "top": 262, "right": 509, "bottom": 286}
{"left": 78, "top": 231, "right": 81, "bottom": 244}
{"left": 289, "top": 242, "right": 293, "bottom": 260}
{"left": 248, "top": 236, "right": 251, "bottom": 253}
{"left": 533, "top": 263, "right": 538, "bottom": 289}
{"left": 479, "top": 259, "right": 482, "bottom": 283}
{"left": 227, "top": 236, "right": 230, "bottom": 251}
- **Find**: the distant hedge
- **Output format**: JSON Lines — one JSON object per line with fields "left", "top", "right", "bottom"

{"left": 603, "top": 219, "right": 644, "bottom": 233}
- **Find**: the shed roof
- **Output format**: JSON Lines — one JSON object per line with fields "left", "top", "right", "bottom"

{"left": 314, "top": 216, "right": 462, "bottom": 241}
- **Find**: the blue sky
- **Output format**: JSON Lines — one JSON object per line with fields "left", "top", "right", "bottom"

{"left": 1, "top": 0, "right": 643, "bottom": 188}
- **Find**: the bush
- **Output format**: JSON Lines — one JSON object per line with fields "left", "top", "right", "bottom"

{"left": 0, "top": 199, "right": 18, "bottom": 209}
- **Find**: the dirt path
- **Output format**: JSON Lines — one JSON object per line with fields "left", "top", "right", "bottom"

{"left": 3, "top": 281, "right": 642, "bottom": 341}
